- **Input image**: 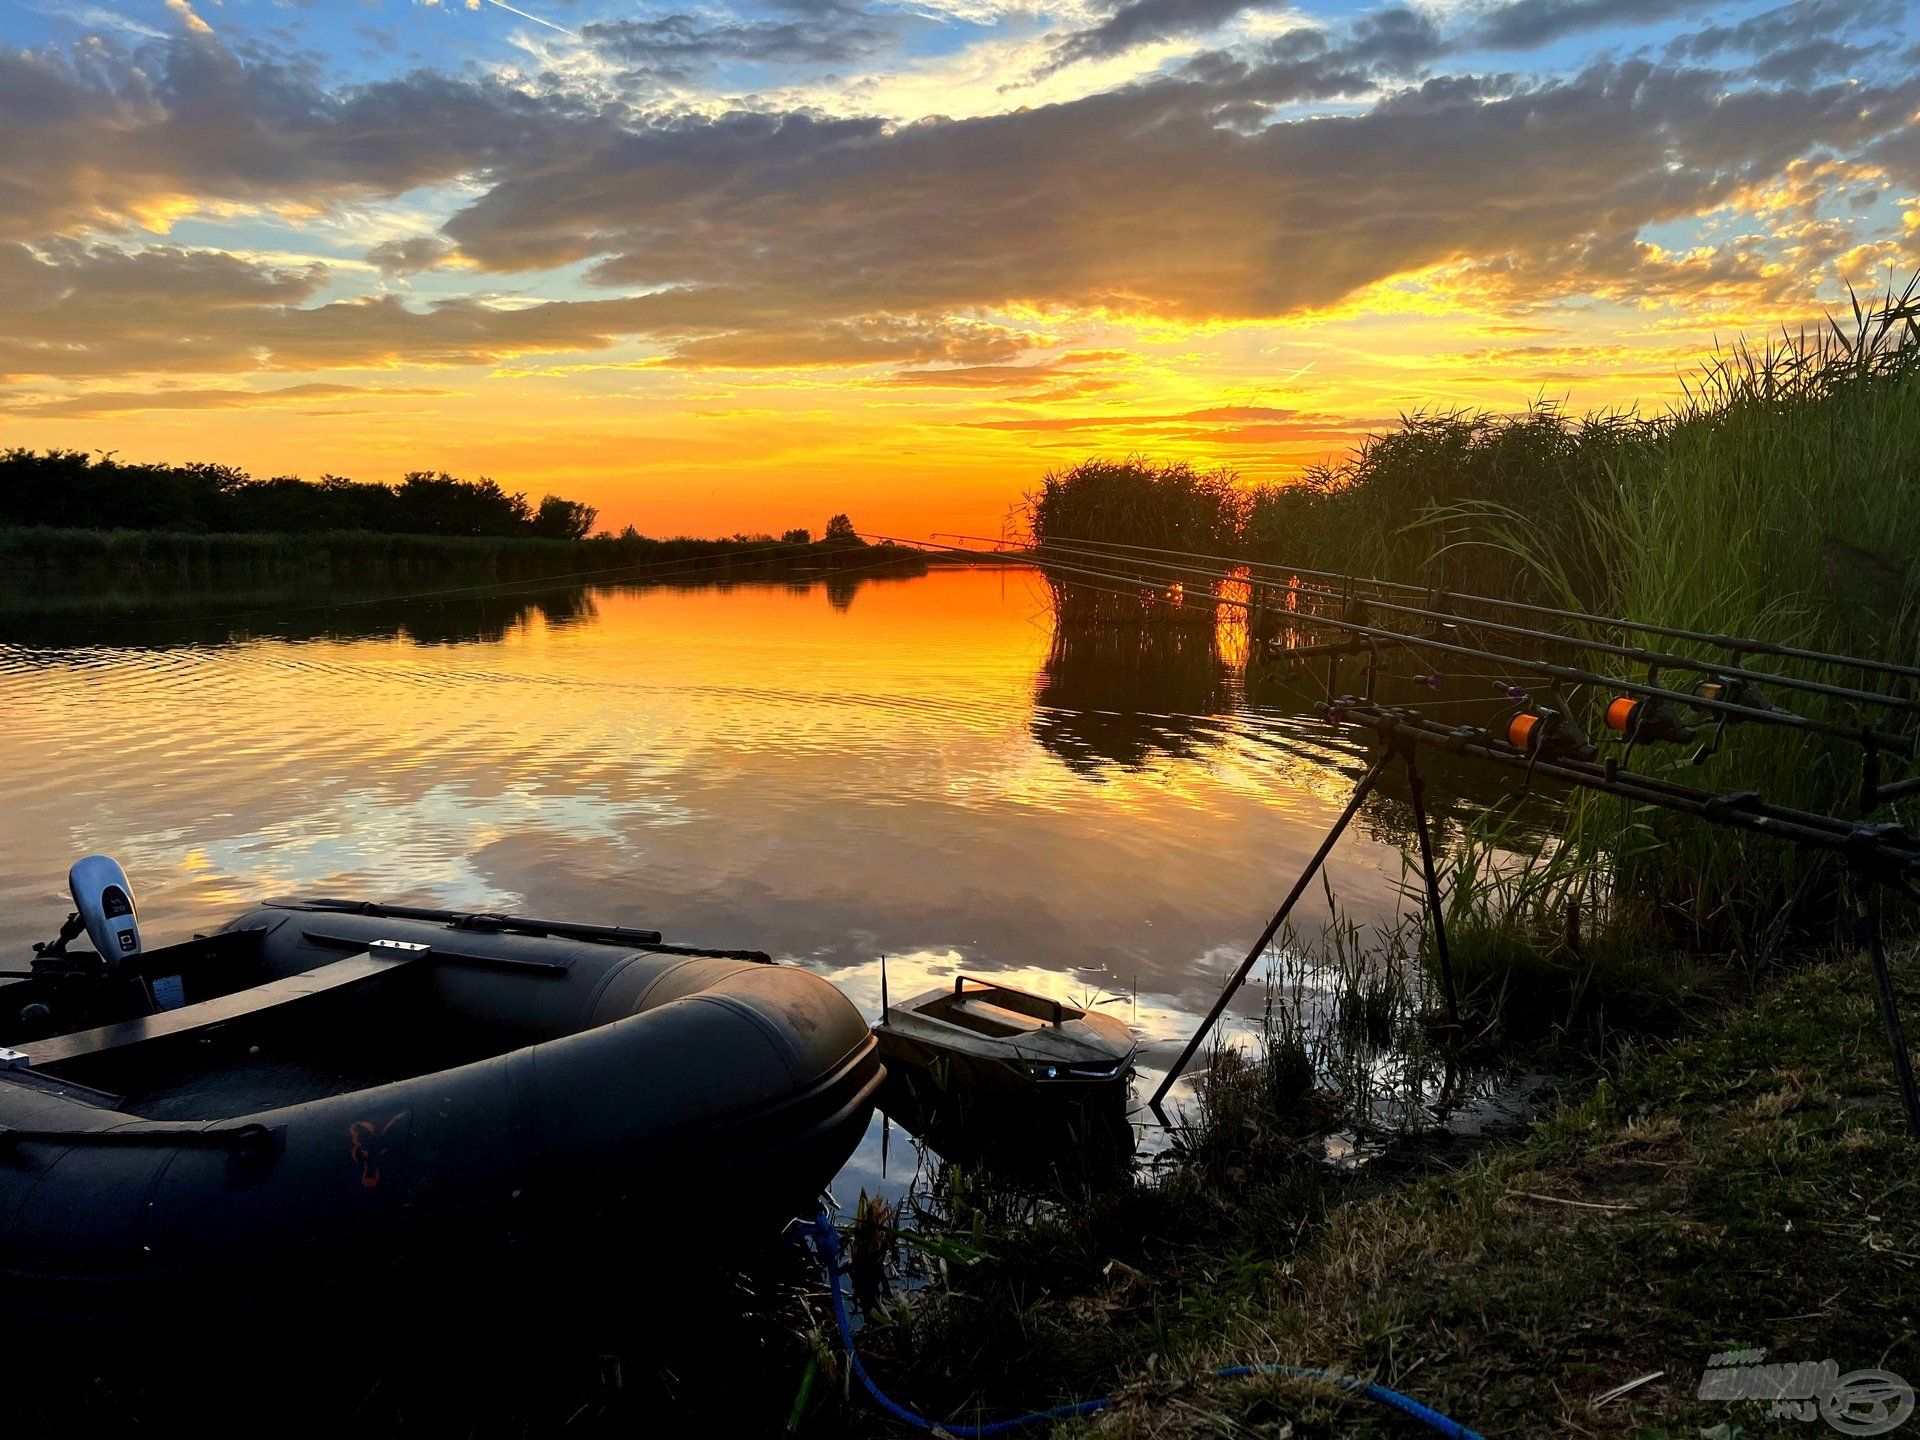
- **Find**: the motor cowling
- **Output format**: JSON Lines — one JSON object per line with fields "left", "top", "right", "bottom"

{"left": 68, "top": 855, "right": 141, "bottom": 970}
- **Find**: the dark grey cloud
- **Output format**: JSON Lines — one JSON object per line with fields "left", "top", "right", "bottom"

{"left": 1049, "top": 0, "right": 1898, "bottom": 82}
{"left": 0, "top": 240, "right": 1040, "bottom": 379}
{"left": 0, "top": 32, "right": 609, "bottom": 241}
{"left": 1043, "top": 0, "right": 1445, "bottom": 78}
{"left": 1664, "top": 0, "right": 1903, "bottom": 66}
{"left": 443, "top": 62, "right": 1920, "bottom": 326}
{"left": 1341, "top": 6, "right": 1450, "bottom": 69}
{"left": 1750, "top": 41, "right": 1868, "bottom": 85}
{"left": 581, "top": 3, "right": 901, "bottom": 79}
{"left": 1044, "top": 0, "right": 1260, "bottom": 71}
{"left": 1471, "top": 0, "right": 1718, "bottom": 51}
{"left": 1667, "top": 0, "right": 1900, "bottom": 59}
{"left": 0, "top": 241, "right": 648, "bottom": 378}
{"left": 365, "top": 236, "right": 458, "bottom": 277}
{"left": 1865, "top": 122, "right": 1920, "bottom": 190}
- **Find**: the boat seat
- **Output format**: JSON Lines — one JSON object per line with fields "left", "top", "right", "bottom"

{"left": 19, "top": 947, "right": 423, "bottom": 1070}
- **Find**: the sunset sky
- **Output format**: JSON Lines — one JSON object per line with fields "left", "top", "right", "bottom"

{"left": 1, "top": 0, "right": 1916, "bottom": 536}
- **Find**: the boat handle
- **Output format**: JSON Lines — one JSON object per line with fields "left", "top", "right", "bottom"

{"left": 0, "top": 1121, "right": 284, "bottom": 1154}
{"left": 952, "top": 976, "right": 1065, "bottom": 1025}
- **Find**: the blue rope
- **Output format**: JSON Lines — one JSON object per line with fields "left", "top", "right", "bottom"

{"left": 805, "top": 1212, "right": 1486, "bottom": 1440}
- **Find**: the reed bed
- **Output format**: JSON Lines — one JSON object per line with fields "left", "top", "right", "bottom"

{"left": 1024, "top": 458, "right": 1246, "bottom": 627}
{"left": 1030, "top": 275, "right": 1920, "bottom": 949}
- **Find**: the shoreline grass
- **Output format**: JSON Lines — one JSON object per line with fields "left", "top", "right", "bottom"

{"left": 807, "top": 943, "right": 1920, "bottom": 1438}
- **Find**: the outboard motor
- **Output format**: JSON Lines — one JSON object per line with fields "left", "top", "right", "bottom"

{"left": 35, "top": 855, "right": 142, "bottom": 968}
{"left": 69, "top": 855, "right": 141, "bottom": 969}
{"left": 13, "top": 852, "right": 155, "bottom": 1044}
{"left": 19, "top": 856, "right": 148, "bottom": 1037}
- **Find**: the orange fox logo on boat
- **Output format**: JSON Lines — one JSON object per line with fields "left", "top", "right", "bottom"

{"left": 347, "top": 1111, "right": 410, "bottom": 1190}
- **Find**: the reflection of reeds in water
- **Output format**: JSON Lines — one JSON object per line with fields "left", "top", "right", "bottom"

{"left": 1175, "top": 909, "right": 1514, "bottom": 1185}
{"left": 0, "top": 575, "right": 604, "bottom": 650}
{"left": 1031, "top": 623, "right": 1234, "bottom": 774}
{"left": 0, "top": 569, "right": 914, "bottom": 651}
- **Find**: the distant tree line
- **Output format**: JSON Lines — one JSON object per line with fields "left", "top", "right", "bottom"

{"left": 0, "top": 449, "right": 599, "bottom": 540}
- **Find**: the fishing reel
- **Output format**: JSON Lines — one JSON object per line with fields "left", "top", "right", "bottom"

{"left": 1690, "top": 673, "right": 1773, "bottom": 716}
{"left": 1490, "top": 700, "right": 1595, "bottom": 764}
{"left": 1685, "top": 673, "right": 1773, "bottom": 763}
{"left": 1603, "top": 694, "right": 1695, "bottom": 747}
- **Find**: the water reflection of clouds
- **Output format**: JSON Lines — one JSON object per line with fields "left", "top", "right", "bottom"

{"left": 183, "top": 781, "right": 697, "bottom": 907}
{"left": 0, "top": 568, "right": 1563, "bottom": 1210}
{"left": 2, "top": 571, "right": 1433, "bottom": 1027}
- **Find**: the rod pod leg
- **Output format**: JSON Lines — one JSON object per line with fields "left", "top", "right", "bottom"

{"left": 1149, "top": 749, "right": 1392, "bottom": 1127}
{"left": 1404, "top": 749, "right": 1461, "bottom": 1029}
{"left": 1756, "top": 853, "right": 1825, "bottom": 977}
{"left": 1854, "top": 866, "right": 1920, "bottom": 1138}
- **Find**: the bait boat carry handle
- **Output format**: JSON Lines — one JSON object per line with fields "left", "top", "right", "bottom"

{"left": 952, "top": 975, "right": 1065, "bottom": 1026}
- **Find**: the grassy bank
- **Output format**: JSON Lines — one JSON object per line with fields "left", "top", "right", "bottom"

{"left": 813, "top": 945, "right": 1920, "bottom": 1437}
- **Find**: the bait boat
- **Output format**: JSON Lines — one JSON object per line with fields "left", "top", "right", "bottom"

{"left": 873, "top": 973, "right": 1136, "bottom": 1094}
{"left": 0, "top": 861, "right": 881, "bottom": 1323}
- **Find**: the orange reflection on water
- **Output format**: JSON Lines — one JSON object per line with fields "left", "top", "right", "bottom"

{"left": 0, "top": 564, "right": 1422, "bottom": 1034}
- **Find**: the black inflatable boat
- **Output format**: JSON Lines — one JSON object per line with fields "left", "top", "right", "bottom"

{"left": 0, "top": 875, "right": 881, "bottom": 1324}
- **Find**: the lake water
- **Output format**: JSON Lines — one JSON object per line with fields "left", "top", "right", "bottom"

{"left": 0, "top": 564, "right": 1517, "bottom": 1206}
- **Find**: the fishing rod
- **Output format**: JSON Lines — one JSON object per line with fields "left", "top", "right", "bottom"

{"left": 890, "top": 533, "right": 1920, "bottom": 1133}
{"left": 948, "top": 531, "right": 1920, "bottom": 720}
{"left": 944, "top": 531, "right": 1920, "bottom": 686}
{"left": 866, "top": 534, "right": 1917, "bottom": 753}
{"left": 1148, "top": 695, "right": 1920, "bottom": 1130}
{"left": 1324, "top": 705, "right": 1920, "bottom": 863}
{"left": 905, "top": 539, "right": 1920, "bottom": 1132}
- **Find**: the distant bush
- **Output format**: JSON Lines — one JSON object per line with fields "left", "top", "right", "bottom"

{"left": 0, "top": 450, "right": 598, "bottom": 540}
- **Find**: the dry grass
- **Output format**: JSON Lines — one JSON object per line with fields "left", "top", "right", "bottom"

{"left": 801, "top": 945, "right": 1920, "bottom": 1438}
{"left": 1053, "top": 946, "right": 1920, "bottom": 1438}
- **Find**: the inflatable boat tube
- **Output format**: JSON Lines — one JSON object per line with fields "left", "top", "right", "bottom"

{"left": 0, "top": 901, "right": 881, "bottom": 1323}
